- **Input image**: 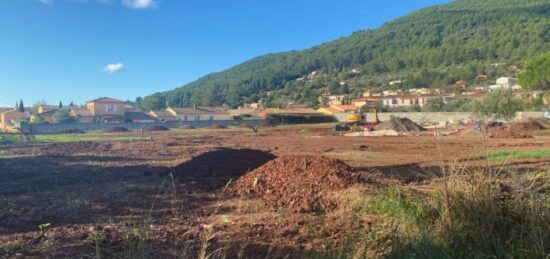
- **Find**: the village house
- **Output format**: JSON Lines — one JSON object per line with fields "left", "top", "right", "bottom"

{"left": 86, "top": 97, "right": 127, "bottom": 123}
{"left": 317, "top": 105, "right": 361, "bottom": 123}
{"left": 489, "top": 77, "right": 520, "bottom": 91}
{"left": 148, "top": 110, "right": 179, "bottom": 122}
{"left": 37, "top": 105, "right": 60, "bottom": 114}
{"left": 125, "top": 111, "right": 157, "bottom": 123}
{"left": 382, "top": 89, "right": 402, "bottom": 96}
{"left": 317, "top": 105, "right": 357, "bottom": 116}
{"left": 362, "top": 91, "right": 383, "bottom": 98}
{"left": 258, "top": 108, "right": 320, "bottom": 118}
{"left": 167, "top": 106, "right": 233, "bottom": 121}
{"left": 409, "top": 88, "right": 441, "bottom": 95}
{"left": 318, "top": 94, "right": 347, "bottom": 106}
{"left": 377, "top": 95, "right": 452, "bottom": 108}
{"left": 351, "top": 97, "right": 379, "bottom": 108}
{"left": 0, "top": 109, "right": 30, "bottom": 131}
{"left": 69, "top": 108, "right": 94, "bottom": 123}
{"left": 34, "top": 109, "right": 57, "bottom": 124}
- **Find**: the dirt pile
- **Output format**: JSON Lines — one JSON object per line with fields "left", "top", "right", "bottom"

{"left": 510, "top": 119, "right": 546, "bottom": 132}
{"left": 104, "top": 127, "right": 130, "bottom": 133}
{"left": 229, "top": 155, "right": 357, "bottom": 213}
{"left": 144, "top": 125, "right": 170, "bottom": 131}
{"left": 173, "top": 148, "right": 276, "bottom": 178}
{"left": 374, "top": 116, "right": 427, "bottom": 132}
{"left": 530, "top": 117, "right": 550, "bottom": 128}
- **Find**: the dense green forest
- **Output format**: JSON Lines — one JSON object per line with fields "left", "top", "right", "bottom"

{"left": 138, "top": 0, "right": 550, "bottom": 110}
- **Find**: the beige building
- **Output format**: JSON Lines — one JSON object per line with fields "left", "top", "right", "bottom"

{"left": 85, "top": 97, "right": 126, "bottom": 123}
{"left": 69, "top": 108, "right": 94, "bottom": 123}
{"left": 37, "top": 105, "right": 59, "bottom": 114}
{"left": 0, "top": 110, "right": 29, "bottom": 130}
{"left": 167, "top": 106, "right": 233, "bottom": 121}
{"left": 148, "top": 110, "right": 179, "bottom": 122}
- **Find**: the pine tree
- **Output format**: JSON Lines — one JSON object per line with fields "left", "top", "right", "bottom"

{"left": 18, "top": 99, "right": 24, "bottom": 112}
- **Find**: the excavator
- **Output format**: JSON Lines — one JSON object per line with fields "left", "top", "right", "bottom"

{"left": 333, "top": 104, "right": 380, "bottom": 132}
{"left": 347, "top": 104, "right": 380, "bottom": 124}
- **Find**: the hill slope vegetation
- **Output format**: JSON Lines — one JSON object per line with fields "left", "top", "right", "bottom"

{"left": 140, "top": 0, "right": 550, "bottom": 110}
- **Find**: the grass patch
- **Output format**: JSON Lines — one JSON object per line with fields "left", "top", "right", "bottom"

{"left": 332, "top": 170, "right": 550, "bottom": 258}
{"left": 0, "top": 133, "right": 137, "bottom": 144}
{"left": 486, "top": 149, "right": 550, "bottom": 163}
{"left": 34, "top": 134, "right": 135, "bottom": 143}
{"left": 362, "top": 188, "right": 429, "bottom": 225}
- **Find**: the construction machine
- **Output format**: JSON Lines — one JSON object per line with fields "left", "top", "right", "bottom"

{"left": 347, "top": 103, "right": 380, "bottom": 124}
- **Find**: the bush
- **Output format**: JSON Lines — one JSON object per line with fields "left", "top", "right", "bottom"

{"left": 52, "top": 109, "right": 75, "bottom": 124}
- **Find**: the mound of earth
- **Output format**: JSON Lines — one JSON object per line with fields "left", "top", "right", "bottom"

{"left": 486, "top": 126, "right": 531, "bottom": 139}
{"left": 510, "top": 119, "right": 546, "bottom": 132}
{"left": 173, "top": 148, "right": 276, "bottom": 178}
{"left": 209, "top": 124, "right": 226, "bottom": 129}
{"left": 530, "top": 117, "right": 550, "bottom": 128}
{"left": 144, "top": 125, "right": 170, "bottom": 131}
{"left": 180, "top": 124, "right": 195, "bottom": 129}
{"left": 62, "top": 128, "right": 86, "bottom": 134}
{"left": 104, "top": 127, "right": 130, "bottom": 133}
{"left": 374, "top": 116, "right": 426, "bottom": 132}
{"left": 229, "top": 155, "right": 357, "bottom": 213}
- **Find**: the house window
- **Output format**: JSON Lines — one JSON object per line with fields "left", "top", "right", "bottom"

{"left": 194, "top": 115, "right": 200, "bottom": 121}
{"left": 209, "top": 115, "right": 214, "bottom": 121}
{"left": 105, "top": 104, "right": 116, "bottom": 112}
{"left": 183, "top": 116, "right": 188, "bottom": 121}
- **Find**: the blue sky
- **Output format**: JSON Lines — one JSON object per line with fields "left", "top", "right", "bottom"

{"left": 0, "top": 0, "right": 450, "bottom": 107}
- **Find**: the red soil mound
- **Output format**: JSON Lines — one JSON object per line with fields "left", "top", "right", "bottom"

{"left": 144, "top": 125, "right": 170, "bottom": 131}
{"left": 483, "top": 120, "right": 544, "bottom": 139}
{"left": 229, "top": 156, "right": 356, "bottom": 213}
{"left": 510, "top": 120, "right": 545, "bottom": 132}
{"left": 173, "top": 148, "right": 276, "bottom": 178}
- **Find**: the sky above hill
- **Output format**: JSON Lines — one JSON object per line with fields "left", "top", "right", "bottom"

{"left": 0, "top": 0, "right": 450, "bottom": 107}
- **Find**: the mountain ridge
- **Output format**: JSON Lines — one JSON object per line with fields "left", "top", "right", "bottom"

{"left": 139, "top": 0, "right": 550, "bottom": 110}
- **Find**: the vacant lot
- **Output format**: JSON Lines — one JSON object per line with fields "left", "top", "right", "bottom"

{"left": 1, "top": 125, "right": 549, "bottom": 258}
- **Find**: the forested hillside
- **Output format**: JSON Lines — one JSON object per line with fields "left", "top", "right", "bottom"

{"left": 139, "top": 0, "right": 550, "bottom": 110}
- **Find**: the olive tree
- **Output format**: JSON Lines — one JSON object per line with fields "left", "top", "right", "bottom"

{"left": 473, "top": 89, "right": 523, "bottom": 124}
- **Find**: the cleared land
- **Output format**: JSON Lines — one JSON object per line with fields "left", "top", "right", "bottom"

{"left": 0, "top": 124, "right": 549, "bottom": 258}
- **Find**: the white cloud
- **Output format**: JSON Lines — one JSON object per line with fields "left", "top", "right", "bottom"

{"left": 103, "top": 63, "right": 125, "bottom": 74}
{"left": 37, "top": 0, "right": 53, "bottom": 4}
{"left": 122, "top": 0, "right": 158, "bottom": 9}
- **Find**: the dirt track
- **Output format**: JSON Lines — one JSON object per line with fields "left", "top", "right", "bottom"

{"left": 1, "top": 124, "right": 549, "bottom": 258}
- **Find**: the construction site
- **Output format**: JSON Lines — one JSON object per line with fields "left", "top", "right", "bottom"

{"left": 0, "top": 116, "right": 549, "bottom": 258}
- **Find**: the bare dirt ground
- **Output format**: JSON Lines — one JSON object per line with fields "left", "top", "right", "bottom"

{"left": 1, "top": 124, "right": 549, "bottom": 258}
